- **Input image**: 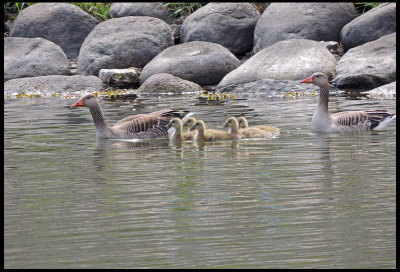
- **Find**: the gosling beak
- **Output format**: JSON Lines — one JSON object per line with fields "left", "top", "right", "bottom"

{"left": 300, "top": 76, "right": 313, "bottom": 84}
{"left": 166, "top": 122, "right": 172, "bottom": 129}
{"left": 189, "top": 125, "right": 196, "bottom": 131}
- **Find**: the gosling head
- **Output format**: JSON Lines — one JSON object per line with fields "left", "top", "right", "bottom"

{"left": 189, "top": 120, "right": 205, "bottom": 131}
{"left": 166, "top": 118, "right": 183, "bottom": 129}
{"left": 236, "top": 116, "right": 248, "bottom": 129}
{"left": 183, "top": 117, "right": 197, "bottom": 128}
{"left": 223, "top": 116, "right": 239, "bottom": 129}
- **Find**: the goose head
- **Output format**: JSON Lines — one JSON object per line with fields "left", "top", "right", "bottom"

{"left": 189, "top": 120, "right": 205, "bottom": 132}
{"left": 71, "top": 94, "right": 99, "bottom": 108}
{"left": 183, "top": 117, "right": 197, "bottom": 128}
{"left": 236, "top": 116, "right": 248, "bottom": 129}
{"left": 223, "top": 116, "right": 239, "bottom": 130}
{"left": 166, "top": 117, "right": 183, "bottom": 129}
{"left": 300, "top": 72, "right": 329, "bottom": 87}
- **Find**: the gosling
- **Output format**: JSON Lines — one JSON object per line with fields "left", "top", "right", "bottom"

{"left": 224, "top": 116, "right": 272, "bottom": 139}
{"left": 190, "top": 120, "right": 234, "bottom": 142}
{"left": 183, "top": 116, "right": 197, "bottom": 132}
{"left": 237, "top": 116, "right": 280, "bottom": 135}
{"left": 166, "top": 118, "right": 196, "bottom": 141}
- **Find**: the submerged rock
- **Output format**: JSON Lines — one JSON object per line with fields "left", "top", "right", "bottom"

{"left": 4, "top": 75, "right": 103, "bottom": 94}
{"left": 138, "top": 73, "right": 203, "bottom": 94}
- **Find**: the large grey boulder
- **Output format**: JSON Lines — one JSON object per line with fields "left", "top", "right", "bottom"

{"left": 4, "top": 37, "right": 69, "bottom": 81}
{"left": 333, "top": 32, "right": 396, "bottom": 89}
{"left": 218, "top": 39, "right": 336, "bottom": 89}
{"left": 109, "top": 2, "right": 171, "bottom": 23}
{"left": 9, "top": 3, "right": 99, "bottom": 58}
{"left": 180, "top": 3, "right": 260, "bottom": 54}
{"left": 340, "top": 3, "right": 396, "bottom": 50}
{"left": 140, "top": 41, "right": 240, "bottom": 85}
{"left": 138, "top": 73, "right": 203, "bottom": 94}
{"left": 4, "top": 75, "right": 102, "bottom": 94}
{"left": 78, "top": 16, "right": 173, "bottom": 76}
{"left": 253, "top": 3, "right": 357, "bottom": 53}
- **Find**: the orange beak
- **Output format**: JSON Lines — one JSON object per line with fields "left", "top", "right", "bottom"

{"left": 300, "top": 76, "right": 313, "bottom": 84}
{"left": 71, "top": 98, "right": 84, "bottom": 108}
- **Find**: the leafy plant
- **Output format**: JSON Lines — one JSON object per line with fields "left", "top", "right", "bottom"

{"left": 71, "top": 2, "right": 112, "bottom": 21}
{"left": 354, "top": 2, "right": 381, "bottom": 14}
{"left": 163, "top": 2, "right": 208, "bottom": 22}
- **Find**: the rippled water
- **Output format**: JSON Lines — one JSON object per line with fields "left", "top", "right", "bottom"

{"left": 4, "top": 93, "right": 396, "bottom": 268}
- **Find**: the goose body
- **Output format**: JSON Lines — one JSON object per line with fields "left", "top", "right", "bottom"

{"left": 224, "top": 116, "right": 272, "bottom": 139}
{"left": 301, "top": 72, "right": 396, "bottom": 133}
{"left": 190, "top": 120, "right": 233, "bottom": 142}
{"left": 166, "top": 118, "right": 196, "bottom": 141}
{"left": 71, "top": 94, "right": 192, "bottom": 139}
{"left": 236, "top": 116, "right": 280, "bottom": 135}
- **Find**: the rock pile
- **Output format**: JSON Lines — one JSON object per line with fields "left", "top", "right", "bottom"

{"left": 4, "top": 2, "right": 396, "bottom": 95}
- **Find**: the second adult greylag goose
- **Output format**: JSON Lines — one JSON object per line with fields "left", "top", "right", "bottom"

{"left": 236, "top": 116, "right": 280, "bottom": 135}
{"left": 166, "top": 118, "right": 196, "bottom": 141}
{"left": 189, "top": 120, "right": 234, "bottom": 142}
{"left": 71, "top": 94, "right": 192, "bottom": 139}
{"left": 224, "top": 116, "right": 272, "bottom": 139}
{"left": 300, "top": 72, "right": 396, "bottom": 132}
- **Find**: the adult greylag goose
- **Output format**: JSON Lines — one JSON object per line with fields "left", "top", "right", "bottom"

{"left": 301, "top": 72, "right": 396, "bottom": 132}
{"left": 236, "top": 116, "right": 280, "bottom": 135}
{"left": 71, "top": 94, "right": 192, "bottom": 139}
{"left": 166, "top": 118, "right": 196, "bottom": 141}
{"left": 224, "top": 116, "right": 272, "bottom": 139}
{"left": 190, "top": 120, "right": 234, "bottom": 142}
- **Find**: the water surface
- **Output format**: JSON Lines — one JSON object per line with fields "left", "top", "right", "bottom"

{"left": 4, "top": 93, "right": 396, "bottom": 268}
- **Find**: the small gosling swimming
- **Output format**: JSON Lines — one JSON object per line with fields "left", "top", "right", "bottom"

{"left": 224, "top": 116, "right": 272, "bottom": 139}
{"left": 237, "top": 116, "right": 280, "bottom": 135}
{"left": 166, "top": 118, "right": 196, "bottom": 141}
{"left": 190, "top": 120, "right": 234, "bottom": 142}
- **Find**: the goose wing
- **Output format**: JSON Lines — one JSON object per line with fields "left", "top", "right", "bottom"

{"left": 332, "top": 109, "right": 394, "bottom": 130}
{"left": 113, "top": 110, "right": 191, "bottom": 137}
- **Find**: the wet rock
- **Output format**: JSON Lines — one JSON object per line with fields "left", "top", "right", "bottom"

{"left": 340, "top": 3, "right": 396, "bottom": 50}
{"left": 9, "top": 3, "right": 99, "bottom": 58}
{"left": 4, "top": 75, "right": 102, "bottom": 94}
{"left": 4, "top": 37, "right": 69, "bottom": 81}
{"left": 360, "top": 81, "right": 396, "bottom": 99}
{"left": 333, "top": 32, "right": 396, "bottom": 89}
{"left": 78, "top": 16, "right": 173, "bottom": 76}
{"left": 216, "top": 78, "right": 318, "bottom": 95}
{"left": 98, "top": 68, "right": 140, "bottom": 88}
{"left": 253, "top": 3, "right": 357, "bottom": 53}
{"left": 138, "top": 73, "right": 203, "bottom": 94}
{"left": 140, "top": 41, "right": 240, "bottom": 85}
{"left": 109, "top": 2, "right": 171, "bottom": 23}
{"left": 218, "top": 39, "right": 336, "bottom": 89}
{"left": 180, "top": 3, "right": 260, "bottom": 54}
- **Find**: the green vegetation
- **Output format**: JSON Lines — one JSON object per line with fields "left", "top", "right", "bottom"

{"left": 354, "top": 2, "right": 381, "bottom": 14}
{"left": 162, "top": 2, "right": 207, "bottom": 22}
{"left": 71, "top": 2, "right": 112, "bottom": 21}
